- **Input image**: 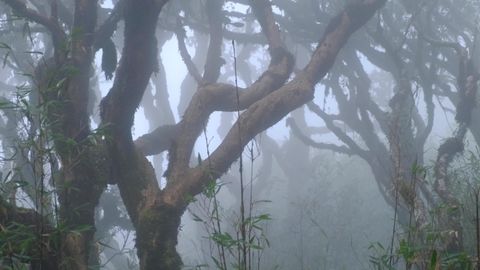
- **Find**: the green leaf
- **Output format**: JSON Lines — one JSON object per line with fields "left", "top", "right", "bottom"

{"left": 429, "top": 250, "right": 437, "bottom": 270}
{"left": 97, "top": 241, "right": 115, "bottom": 250}
{"left": 211, "top": 256, "right": 223, "bottom": 269}
{"left": 191, "top": 213, "right": 203, "bottom": 222}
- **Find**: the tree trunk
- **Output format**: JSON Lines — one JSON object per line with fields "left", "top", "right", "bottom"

{"left": 136, "top": 203, "right": 183, "bottom": 270}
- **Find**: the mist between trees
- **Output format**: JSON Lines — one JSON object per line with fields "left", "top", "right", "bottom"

{"left": 0, "top": 0, "right": 479, "bottom": 269}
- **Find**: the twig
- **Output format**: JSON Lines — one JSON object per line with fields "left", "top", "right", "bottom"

{"left": 174, "top": 17, "right": 203, "bottom": 84}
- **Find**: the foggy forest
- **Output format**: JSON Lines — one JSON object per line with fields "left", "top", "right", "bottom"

{"left": 0, "top": 0, "right": 479, "bottom": 269}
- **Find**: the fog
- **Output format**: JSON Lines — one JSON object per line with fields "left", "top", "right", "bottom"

{"left": 0, "top": 0, "right": 479, "bottom": 269}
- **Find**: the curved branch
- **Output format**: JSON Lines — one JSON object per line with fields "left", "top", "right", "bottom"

{"left": 160, "top": 0, "right": 294, "bottom": 176}
{"left": 287, "top": 117, "right": 353, "bottom": 155}
{"left": 250, "top": 0, "right": 283, "bottom": 49}
{"left": 307, "top": 102, "right": 369, "bottom": 159}
{"left": 161, "top": 0, "right": 387, "bottom": 206}
{"left": 2, "top": 0, "right": 66, "bottom": 46}
{"left": 135, "top": 124, "right": 179, "bottom": 155}
{"left": 174, "top": 19, "right": 203, "bottom": 84}
{"left": 303, "top": 0, "right": 386, "bottom": 83}
{"left": 202, "top": 0, "right": 224, "bottom": 84}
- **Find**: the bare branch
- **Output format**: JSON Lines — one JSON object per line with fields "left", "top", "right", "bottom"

{"left": 161, "top": 0, "right": 387, "bottom": 206}
{"left": 137, "top": 0, "right": 294, "bottom": 158}
{"left": 203, "top": 0, "right": 225, "bottom": 83}
{"left": 2, "top": 0, "right": 66, "bottom": 45}
{"left": 135, "top": 124, "right": 179, "bottom": 155}
{"left": 250, "top": 0, "right": 283, "bottom": 49}
{"left": 287, "top": 117, "right": 353, "bottom": 155}
{"left": 307, "top": 102, "right": 369, "bottom": 159}
{"left": 163, "top": 0, "right": 294, "bottom": 178}
{"left": 420, "top": 33, "right": 462, "bottom": 55}
{"left": 304, "top": 0, "right": 387, "bottom": 84}
{"left": 174, "top": 19, "right": 203, "bottom": 84}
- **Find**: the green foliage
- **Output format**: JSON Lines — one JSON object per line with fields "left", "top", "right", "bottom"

{"left": 368, "top": 148, "right": 480, "bottom": 270}
{"left": 0, "top": 222, "right": 36, "bottom": 262}
{"left": 368, "top": 242, "right": 396, "bottom": 270}
{"left": 189, "top": 178, "right": 272, "bottom": 270}
{"left": 0, "top": 42, "right": 12, "bottom": 68}
{"left": 0, "top": 61, "right": 107, "bottom": 268}
{"left": 187, "top": 157, "right": 271, "bottom": 270}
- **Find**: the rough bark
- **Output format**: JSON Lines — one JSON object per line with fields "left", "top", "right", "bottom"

{"left": 0, "top": 0, "right": 387, "bottom": 269}
{"left": 434, "top": 51, "right": 479, "bottom": 253}
{"left": 129, "top": 1, "right": 387, "bottom": 269}
{"left": 99, "top": 0, "right": 173, "bottom": 269}
{"left": 1, "top": 0, "right": 120, "bottom": 268}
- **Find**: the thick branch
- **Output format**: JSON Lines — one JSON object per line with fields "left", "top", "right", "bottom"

{"left": 159, "top": 0, "right": 294, "bottom": 175}
{"left": 93, "top": 0, "right": 125, "bottom": 50}
{"left": 137, "top": 0, "right": 290, "bottom": 156}
{"left": 304, "top": 0, "right": 386, "bottom": 84}
{"left": 101, "top": 1, "right": 166, "bottom": 138}
{"left": 162, "top": 0, "right": 387, "bottom": 206}
{"left": 250, "top": 0, "right": 283, "bottom": 49}
{"left": 135, "top": 124, "right": 179, "bottom": 155}
{"left": 203, "top": 0, "right": 224, "bottom": 83}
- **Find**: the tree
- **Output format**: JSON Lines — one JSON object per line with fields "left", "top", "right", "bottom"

{"left": 286, "top": 0, "right": 480, "bottom": 257}
{"left": 0, "top": 0, "right": 387, "bottom": 269}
